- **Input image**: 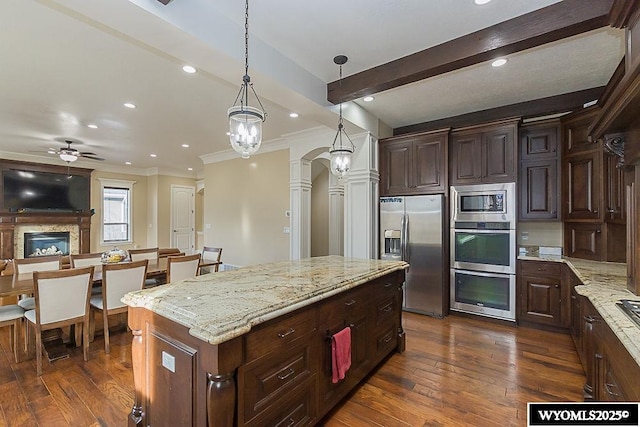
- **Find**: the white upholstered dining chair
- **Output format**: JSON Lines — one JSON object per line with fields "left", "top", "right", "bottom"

{"left": 200, "top": 246, "right": 222, "bottom": 274}
{"left": 166, "top": 253, "right": 201, "bottom": 283}
{"left": 25, "top": 266, "right": 94, "bottom": 376}
{"left": 12, "top": 255, "right": 62, "bottom": 311}
{"left": 90, "top": 259, "right": 148, "bottom": 354}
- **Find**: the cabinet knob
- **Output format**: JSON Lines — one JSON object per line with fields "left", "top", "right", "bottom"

{"left": 593, "top": 210, "right": 598, "bottom": 214}
{"left": 551, "top": 211, "right": 556, "bottom": 215}
{"left": 554, "top": 284, "right": 560, "bottom": 288}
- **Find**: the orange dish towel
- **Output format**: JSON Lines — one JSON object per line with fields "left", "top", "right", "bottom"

{"left": 331, "top": 326, "right": 352, "bottom": 384}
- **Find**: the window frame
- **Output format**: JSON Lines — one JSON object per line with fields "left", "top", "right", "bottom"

{"left": 98, "top": 178, "right": 135, "bottom": 245}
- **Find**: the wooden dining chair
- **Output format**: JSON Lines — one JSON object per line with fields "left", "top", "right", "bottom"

{"left": 70, "top": 253, "right": 104, "bottom": 296}
{"left": 13, "top": 255, "right": 62, "bottom": 311}
{"left": 128, "top": 247, "right": 159, "bottom": 262}
{"left": 128, "top": 248, "right": 159, "bottom": 286}
{"left": 25, "top": 266, "right": 94, "bottom": 376}
{"left": 0, "top": 303, "right": 26, "bottom": 363}
{"left": 90, "top": 260, "right": 148, "bottom": 354}
{"left": 200, "top": 247, "right": 222, "bottom": 274}
{"left": 166, "top": 254, "right": 201, "bottom": 283}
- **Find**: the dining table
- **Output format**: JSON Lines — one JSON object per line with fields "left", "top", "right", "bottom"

{"left": 0, "top": 256, "right": 221, "bottom": 363}
{"left": 0, "top": 257, "right": 222, "bottom": 297}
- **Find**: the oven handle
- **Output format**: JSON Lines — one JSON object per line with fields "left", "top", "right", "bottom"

{"left": 453, "top": 228, "right": 513, "bottom": 233}
{"left": 452, "top": 268, "right": 513, "bottom": 279}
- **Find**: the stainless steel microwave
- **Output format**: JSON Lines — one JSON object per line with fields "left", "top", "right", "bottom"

{"left": 451, "top": 182, "right": 516, "bottom": 223}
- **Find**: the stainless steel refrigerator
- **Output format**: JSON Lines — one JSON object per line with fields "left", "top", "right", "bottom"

{"left": 380, "top": 195, "right": 446, "bottom": 317}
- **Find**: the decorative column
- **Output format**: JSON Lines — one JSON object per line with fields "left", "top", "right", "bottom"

{"left": 290, "top": 159, "right": 312, "bottom": 260}
{"left": 328, "top": 174, "right": 344, "bottom": 256}
{"left": 344, "top": 133, "right": 379, "bottom": 259}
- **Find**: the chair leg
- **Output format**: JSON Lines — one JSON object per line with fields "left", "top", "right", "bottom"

{"left": 103, "top": 310, "right": 110, "bottom": 354}
{"left": 89, "top": 308, "right": 96, "bottom": 342}
{"left": 11, "top": 320, "right": 23, "bottom": 363}
{"left": 82, "top": 320, "right": 89, "bottom": 362}
{"left": 34, "top": 326, "right": 42, "bottom": 376}
{"left": 74, "top": 323, "right": 82, "bottom": 348}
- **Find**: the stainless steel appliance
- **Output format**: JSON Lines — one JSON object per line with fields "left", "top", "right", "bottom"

{"left": 451, "top": 182, "right": 516, "bottom": 223}
{"left": 450, "top": 183, "right": 516, "bottom": 321}
{"left": 380, "top": 195, "right": 446, "bottom": 317}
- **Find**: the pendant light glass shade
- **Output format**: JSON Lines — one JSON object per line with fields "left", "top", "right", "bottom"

{"left": 228, "top": 105, "right": 264, "bottom": 159}
{"left": 227, "top": 0, "right": 266, "bottom": 159}
{"left": 329, "top": 55, "right": 355, "bottom": 178}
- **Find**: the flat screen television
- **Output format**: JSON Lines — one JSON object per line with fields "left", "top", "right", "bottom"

{"left": 2, "top": 168, "right": 90, "bottom": 212}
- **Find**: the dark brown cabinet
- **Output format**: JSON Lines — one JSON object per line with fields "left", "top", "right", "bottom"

{"left": 563, "top": 222, "right": 603, "bottom": 261}
{"left": 519, "top": 121, "right": 561, "bottom": 221}
{"left": 517, "top": 260, "right": 568, "bottom": 328}
{"left": 449, "top": 119, "right": 518, "bottom": 185}
{"left": 379, "top": 129, "right": 448, "bottom": 196}
{"left": 561, "top": 107, "right": 626, "bottom": 262}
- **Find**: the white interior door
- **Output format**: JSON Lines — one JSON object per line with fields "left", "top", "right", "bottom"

{"left": 171, "top": 186, "right": 195, "bottom": 253}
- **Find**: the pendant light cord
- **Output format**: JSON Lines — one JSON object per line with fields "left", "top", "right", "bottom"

{"left": 243, "top": 0, "right": 250, "bottom": 106}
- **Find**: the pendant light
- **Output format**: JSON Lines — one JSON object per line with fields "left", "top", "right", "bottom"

{"left": 329, "top": 55, "right": 355, "bottom": 179}
{"left": 227, "top": 0, "right": 267, "bottom": 159}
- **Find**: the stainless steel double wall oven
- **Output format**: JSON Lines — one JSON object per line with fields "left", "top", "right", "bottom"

{"left": 450, "top": 182, "right": 516, "bottom": 321}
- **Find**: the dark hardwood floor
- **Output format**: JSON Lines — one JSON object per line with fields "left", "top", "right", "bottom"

{"left": 0, "top": 312, "right": 584, "bottom": 426}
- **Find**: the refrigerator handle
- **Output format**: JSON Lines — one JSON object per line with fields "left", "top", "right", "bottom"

{"left": 405, "top": 214, "right": 410, "bottom": 267}
{"left": 401, "top": 214, "right": 409, "bottom": 270}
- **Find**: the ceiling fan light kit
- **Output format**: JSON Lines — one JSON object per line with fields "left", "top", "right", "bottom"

{"left": 228, "top": 0, "right": 267, "bottom": 159}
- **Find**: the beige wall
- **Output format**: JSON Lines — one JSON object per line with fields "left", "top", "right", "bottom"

{"left": 90, "top": 170, "right": 148, "bottom": 253}
{"left": 311, "top": 167, "right": 329, "bottom": 257}
{"left": 517, "top": 221, "right": 564, "bottom": 248}
{"left": 90, "top": 171, "right": 197, "bottom": 253}
{"left": 203, "top": 149, "right": 290, "bottom": 266}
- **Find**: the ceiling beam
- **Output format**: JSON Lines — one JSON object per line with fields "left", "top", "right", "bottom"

{"left": 328, "top": 0, "right": 614, "bottom": 104}
{"left": 393, "top": 86, "right": 605, "bottom": 136}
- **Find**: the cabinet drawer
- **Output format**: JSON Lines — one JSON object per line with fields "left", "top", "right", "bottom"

{"left": 374, "top": 296, "right": 396, "bottom": 326}
{"left": 245, "top": 307, "right": 317, "bottom": 361}
{"left": 520, "top": 261, "right": 561, "bottom": 277}
{"left": 373, "top": 324, "right": 397, "bottom": 362}
{"left": 246, "top": 377, "right": 316, "bottom": 427}
{"left": 242, "top": 343, "right": 314, "bottom": 422}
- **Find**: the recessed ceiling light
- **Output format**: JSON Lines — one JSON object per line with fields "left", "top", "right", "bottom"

{"left": 363, "top": 96, "right": 375, "bottom": 102}
{"left": 125, "top": 161, "right": 132, "bottom": 165}
{"left": 47, "top": 150, "right": 56, "bottom": 154}
{"left": 124, "top": 103, "right": 136, "bottom": 109}
{"left": 87, "top": 124, "right": 98, "bottom": 129}
{"left": 491, "top": 58, "right": 508, "bottom": 67}
{"left": 289, "top": 112, "right": 299, "bottom": 118}
{"left": 150, "top": 153, "right": 157, "bottom": 158}
{"left": 181, "top": 144, "right": 190, "bottom": 148}
{"left": 182, "top": 65, "right": 197, "bottom": 74}
{"left": 187, "top": 167, "right": 193, "bottom": 171}
{"left": 226, "top": 132, "right": 231, "bottom": 136}
{"left": 475, "top": 0, "right": 491, "bottom": 4}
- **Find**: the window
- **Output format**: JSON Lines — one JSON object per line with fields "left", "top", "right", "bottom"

{"left": 99, "top": 179, "right": 135, "bottom": 244}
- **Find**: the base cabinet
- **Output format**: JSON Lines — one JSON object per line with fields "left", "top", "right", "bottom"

{"left": 517, "top": 261, "right": 568, "bottom": 328}
{"left": 127, "top": 270, "right": 405, "bottom": 427}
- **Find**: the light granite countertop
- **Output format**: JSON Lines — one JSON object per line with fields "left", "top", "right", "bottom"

{"left": 122, "top": 255, "right": 408, "bottom": 345}
{"left": 518, "top": 253, "right": 640, "bottom": 367}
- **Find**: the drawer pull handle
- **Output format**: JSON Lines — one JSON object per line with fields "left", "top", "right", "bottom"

{"left": 383, "top": 335, "right": 392, "bottom": 343}
{"left": 344, "top": 299, "right": 356, "bottom": 306}
{"left": 277, "top": 368, "right": 295, "bottom": 380}
{"left": 278, "top": 328, "right": 296, "bottom": 338}
{"left": 277, "top": 417, "right": 295, "bottom": 427}
{"left": 384, "top": 283, "right": 394, "bottom": 288}
{"left": 605, "top": 382, "right": 620, "bottom": 397}
{"left": 382, "top": 306, "right": 393, "bottom": 313}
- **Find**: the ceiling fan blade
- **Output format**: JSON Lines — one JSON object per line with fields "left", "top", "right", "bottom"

{"left": 80, "top": 154, "right": 105, "bottom": 161}
{"left": 79, "top": 151, "right": 97, "bottom": 156}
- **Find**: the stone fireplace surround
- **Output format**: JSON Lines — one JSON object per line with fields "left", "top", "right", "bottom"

{"left": 0, "top": 212, "right": 91, "bottom": 260}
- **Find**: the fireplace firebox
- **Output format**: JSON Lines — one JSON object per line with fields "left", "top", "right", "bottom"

{"left": 24, "top": 232, "right": 70, "bottom": 258}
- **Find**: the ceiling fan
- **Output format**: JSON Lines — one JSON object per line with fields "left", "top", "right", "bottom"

{"left": 51, "top": 140, "right": 105, "bottom": 163}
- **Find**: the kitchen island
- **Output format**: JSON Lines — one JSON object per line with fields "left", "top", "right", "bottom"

{"left": 123, "top": 256, "right": 408, "bottom": 426}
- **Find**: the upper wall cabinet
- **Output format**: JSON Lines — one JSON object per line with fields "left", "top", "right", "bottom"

{"left": 449, "top": 119, "right": 519, "bottom": 185}
{"left": 379, "top": 129, "right": 449, "bottom": 196}
{"left": 519, "top": 120, "right": 561, "bottom": 221}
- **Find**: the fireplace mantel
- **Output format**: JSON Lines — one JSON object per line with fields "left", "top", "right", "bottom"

{"left": 0, "top": 212, "right": 92, "bottom": 259}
